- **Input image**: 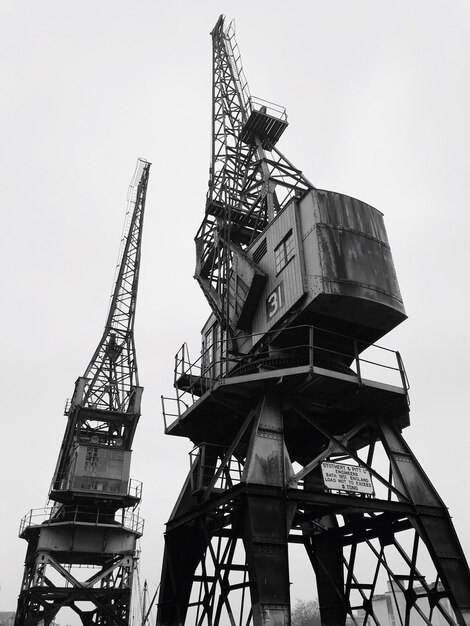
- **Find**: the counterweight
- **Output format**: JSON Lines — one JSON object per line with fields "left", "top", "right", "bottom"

{"left": 15, "top": 159, "right": 150, "bottom": 626}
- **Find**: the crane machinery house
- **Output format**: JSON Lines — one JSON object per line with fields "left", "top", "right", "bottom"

{"left": 158, "top": 14, "right": 470, "bottom": 626}
{"left": 200, "top": 187, "right": 405, "bottom": 379}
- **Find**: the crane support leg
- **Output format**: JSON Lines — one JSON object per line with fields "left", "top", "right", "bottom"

{"left": 303, "top": 513, "right": 346, "bottom": 626}
{"left": 242, "top": 495, "right": 290, "bottom": 626}
{"left": 379, "top": 420, "right": 470, "bottom": 626}
{"left": 241, "top": 391, "right": 292, "bottom": 626}
{"left": 158, "top": 472, "right": 209, "bottom": 626}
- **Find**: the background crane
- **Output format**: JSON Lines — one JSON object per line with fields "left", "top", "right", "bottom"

{"left": 15, "top": 159, "right": 150, "bottom": 626}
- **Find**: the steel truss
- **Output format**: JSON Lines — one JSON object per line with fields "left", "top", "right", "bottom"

{"left": 81, "top": 158, "right": 149, "bottom": 413}
{"left": 16, "top": 550, "right": 134, "bottom": 626}
{"left": 195, "top": 15, "right": 313, "bottom": 334}
{"left": 15, "top": 160, "right": 150, "bottom": 626}
{"left": 158, "top": 364, "right": 470, "bottom": 626}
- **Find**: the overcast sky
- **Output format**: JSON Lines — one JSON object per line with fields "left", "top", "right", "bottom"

{"left": 1, "top": 0, "right": 469, "bottom": 620}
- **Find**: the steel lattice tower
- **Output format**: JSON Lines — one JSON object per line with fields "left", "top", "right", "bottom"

{"left": 15, "top": 159, "right": 151, "bottom": 626}
{"left": 158, "top": 16, "right": 470, "bottom": 626}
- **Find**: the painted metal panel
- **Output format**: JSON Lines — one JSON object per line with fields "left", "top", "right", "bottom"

{"left": 318, "top": 189, "right": 388, "bottom": 242}
{"left": 247, "top": 202, "right": 306, "bottom": 336}
{"left": 69, "top": 445, "right": 131, "bottom": 495}
{"left": 37, "top": 525, "right": 137, "bottom": 555}
{"left": 317, "top": 226, "right": 400, "bottom": 299}
{"left": 200, "top": 188, "right": 405, "bottom": 357}
{"left": 298, "top": 188, "right": 406, "bottom": 338}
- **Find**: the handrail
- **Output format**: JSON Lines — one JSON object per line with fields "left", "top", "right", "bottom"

{"left": 19, "top": 504, "right": 144, "bottom": 536}
{"left": 180, "top": 324, "right": 405, "bottom": 386}
{"left": 162, "top": 324, "right": 409, "bottom": 427}
{"left": 248, "top": 96, "right": 287, "bottom": 122}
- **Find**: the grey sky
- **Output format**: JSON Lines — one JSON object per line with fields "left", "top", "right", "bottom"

{"left": 1, "top": 0, "right": 469, "bottom": 617}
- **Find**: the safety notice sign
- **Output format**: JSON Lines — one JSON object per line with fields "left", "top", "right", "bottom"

{"left": 321, "top": 461, "right": 374, "bottom": 494}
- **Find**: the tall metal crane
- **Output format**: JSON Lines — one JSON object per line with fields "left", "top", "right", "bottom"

{"left": 195, "top": 15, "right": 313, "bottom": 359}
{"left": 158, "top": 15, "right": 470, "bottom": 626}
{"left": 15, "top": 158, "right": 151, "bottom": 626}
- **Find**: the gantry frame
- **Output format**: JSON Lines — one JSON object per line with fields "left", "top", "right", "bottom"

{"left": 160, "top": 343, "right": 470, "bottom": 626}
{"left": 158, "top": 14, "right": 470, "bottom": 626}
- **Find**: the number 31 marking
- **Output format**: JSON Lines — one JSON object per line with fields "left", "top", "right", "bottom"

{"left": 266, "top": 282, "right": 285, "bottom": 320}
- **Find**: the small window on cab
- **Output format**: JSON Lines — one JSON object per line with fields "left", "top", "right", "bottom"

{"left": 274, "top": 229, "right": 294, "bottom": 274}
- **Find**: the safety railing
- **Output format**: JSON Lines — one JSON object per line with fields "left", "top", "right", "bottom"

{"left": 128, "top": 478, "right": 143, "bottom": 501}
{"left": 162, "top": 325, "right": 409, "bottom": 429}
{"left": 19, "top": 504, "right": 144, "bottom": 536}
{"left": 224, "top": 17, "right": 251, "bottom": 111}
{"left": 247, "top": 95, "right": 287, "bottom": 123}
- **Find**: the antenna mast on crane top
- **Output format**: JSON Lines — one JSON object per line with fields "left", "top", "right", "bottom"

{"left": 15, "top": 159, "right": 151, "bottom": 626}
{"left": 158, "top": 15, "right": 470, "bottom": 626}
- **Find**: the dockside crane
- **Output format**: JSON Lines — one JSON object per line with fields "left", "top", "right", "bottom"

{"left": 15, "top": 158, "right": 151, "bottom": 626}
{"left": 195, "top": 15, "right": 314, "bottom": 353}
{"left": 158, "top": 16, "right": 470, "bottom": 626}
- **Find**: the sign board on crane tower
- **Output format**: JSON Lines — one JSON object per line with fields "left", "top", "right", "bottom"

{"left": 321, "top": 462, "right": 374, "bottom": 495}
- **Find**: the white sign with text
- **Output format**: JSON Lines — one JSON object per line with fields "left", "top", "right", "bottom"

{"left": 321, "top": 462, "right": 374, "bottom": 494}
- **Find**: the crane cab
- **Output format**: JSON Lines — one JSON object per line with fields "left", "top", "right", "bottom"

{"left": 246, "top": 188, "right": 405, "bottom": 339}
{"left": 200, "top": 188, "right": 406, "bottom": 378}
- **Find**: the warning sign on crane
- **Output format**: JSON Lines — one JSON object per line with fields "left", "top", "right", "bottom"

{"left": 321, "top": 462, "right": 374, "bottom": 495}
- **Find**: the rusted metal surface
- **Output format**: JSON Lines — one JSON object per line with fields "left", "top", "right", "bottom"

{"left": 158, "top": 13, "right": 470, "bottom": 626}
{"left": 314, "top": 189, "right": 404, "bottom": 310}
{"left": 246, "top": 201, "right": 305, "bottom": 335}
{"left": 15, "top": 160, "right": 150, "bottom": 626}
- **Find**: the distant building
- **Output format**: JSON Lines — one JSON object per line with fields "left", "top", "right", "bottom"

{"left": 356, "top": 581, "right": 455, "bottom": 625}
{"left": 0, "top": 613, "right": 15, "bottom": 626}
